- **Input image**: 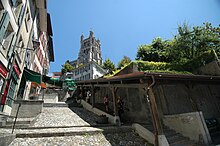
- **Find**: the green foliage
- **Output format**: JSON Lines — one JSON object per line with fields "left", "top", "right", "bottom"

{"left": 61, "top": 68, "right": 67, "bottom": 74}
{"left": 118, "top": 56, "right": 131, "bottom": 68}
{"left": 136, "top": 22, "right": 220, "bottom": 73}
{"left": 102, "top": 58, "right": 115, "bottom": 71}
{"left": 169, "top": 22, "right": 220, "bottom": 64}
{"left": 61, "top": 62, "right": 74, "bottom": 74}
{"left": 136, "top": 37, "right": 172, "bottom": 62}
{"left": 134, "top": 61, "right": 192, "bottom": 74}
{"left": 183, "top": 50, "right": 218, "bottom": 72}
{"left": 103, "top": 68, "right": 121, "bottom": 78}
{"left": 144, "top": 70, "right": 192, "bottom": 75}
{"left": 135, "top": 61, "right": 171, "bottom": 71}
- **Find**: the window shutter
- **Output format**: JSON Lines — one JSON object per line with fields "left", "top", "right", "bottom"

{"left": 7, "top": 34, "right": 16, "bottom": 58}
{"left": 0, "top": 11, "right": 10, "bottom": 43}
{"left": 18, "top": 5, "right": 25, "bottom": 25}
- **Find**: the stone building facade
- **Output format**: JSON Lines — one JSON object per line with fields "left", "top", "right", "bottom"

{"left": 0, "top": 0, "right": 54, "bottom": 115}
{"left": 78, "top": 31, "right": 102, "bottom": 66}
{"left": 67, "top": 31, "right": 106, "bottom": 81}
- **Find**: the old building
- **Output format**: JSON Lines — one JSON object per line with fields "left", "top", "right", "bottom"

{"left": 66, "top": 31, "right": 106, "bottom": 81}
{"left": 0, "top": 0, "right": 54, "bottom": 115}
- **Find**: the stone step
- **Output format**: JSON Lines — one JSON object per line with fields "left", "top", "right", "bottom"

{"left": 170, "top": 140, "right": 198, "bottom": 146}
{"left": 0, "top": 133, "right": 16, "bottom": 146}
{"left": 9, "top": 126, "right": 132, "bottom": 138}
{"left": 163, "top": 126, "right": 202, "bottom": 146}
{"left": 2, "top": 124, "right": 31, "bottom": 129}
{"left": 43, "top": 102, "right": 68, "bottom": 107}
{"left": 143, "top": 125, "right": 154, "bottom": 132}
{"left": 6, "top": 120, "right": 31, "bottom": 125}
{"left": 6, "top": 122, "right": 117, "bottom": 130}
{"left": 167, "top": 134, "right": 189, "bottom": 144}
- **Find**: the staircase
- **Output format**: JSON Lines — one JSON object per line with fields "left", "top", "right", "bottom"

{"left": 143, "top": 124, "right": 204, "bottom": 146}
{"left": 2, "top": 117, "right": 36, "bottom": 129}
{"left": 43, "top": 102, "right": 68, "bottom": 107}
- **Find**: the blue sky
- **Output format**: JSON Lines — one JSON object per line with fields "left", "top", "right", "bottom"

{"left": 48, "top": 0, "right": 220, "bottom": 73}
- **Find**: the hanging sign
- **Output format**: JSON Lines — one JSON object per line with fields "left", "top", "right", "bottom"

{"left": 0, "top": 62, "right": 8, "bottom": 78}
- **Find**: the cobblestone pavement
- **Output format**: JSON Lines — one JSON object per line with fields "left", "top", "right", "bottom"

{"left": 32, "top": 107, "right": 90, "bottom": 127}
{"left": 9, "top": 104, "right": 149, "bottom": 146}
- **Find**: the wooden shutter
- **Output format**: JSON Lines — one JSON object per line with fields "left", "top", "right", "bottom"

{"left": 7, "top": 34, "right": 16, "bottom": 58}
{"left": 0, "top": 11, "right": 10, "bottom": 43}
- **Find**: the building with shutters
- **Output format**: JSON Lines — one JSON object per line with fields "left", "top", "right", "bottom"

{"left": 0, "top": 0, "right": 54, "bottom": 115}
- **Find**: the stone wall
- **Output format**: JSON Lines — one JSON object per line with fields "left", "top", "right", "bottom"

{"left": 44, "top": 89, "right": 67, "bottom": 101}
{"left": 195, "top": 61, "right": 220, "bottom": 76}
{"left": 11, "top": 100, "right": 43, "bottom": 118}
{"left": 163, "top": 112, "right": 211, "bottom": 144}
{"left": 94, "top": 87, "right": 151, "bottom": 123}
{"left": 38, "top": 93, "right": 58, "bottom": 103}
{"left": 154, "top": 84, "right": 220, "bottom": 120}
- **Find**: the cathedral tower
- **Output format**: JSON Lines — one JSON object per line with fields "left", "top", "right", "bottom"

{"left": 78, "top": 31, "right": 102, "bottom": 65}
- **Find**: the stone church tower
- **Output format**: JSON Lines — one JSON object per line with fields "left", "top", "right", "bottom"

{"left": 78, "top": 31, "right": 102, "bottom": 65}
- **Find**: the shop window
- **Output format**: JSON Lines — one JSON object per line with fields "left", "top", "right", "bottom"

{"left": 6, "top": 77, "right": 17, "bottom": 107}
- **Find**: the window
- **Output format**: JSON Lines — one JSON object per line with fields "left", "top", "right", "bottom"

{"left": 25, "top": 9, "right": 31, "bottom": 32}
{"left": 6, "top": 75, "right": 17, "bottom": 107}
{"left": 12, "top": 0, "right": 23, "bottom": 21}
{"left": 29, "top": 0, "right": 36, "bottom": 18}
{"left": 1, "top": 23, "right": 14, "bottom": 57}
{"left": 15, "top": 36, "right": 24, "bottom": 64}
{"left": 0, "top": 2, "right": 4, "bottom": 19}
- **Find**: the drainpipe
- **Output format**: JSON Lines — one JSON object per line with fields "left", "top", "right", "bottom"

{"left": 145, "top": 75, "right": 163, "bottom": 146}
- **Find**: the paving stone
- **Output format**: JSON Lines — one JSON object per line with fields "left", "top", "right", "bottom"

{"left": 8, "top": 105, "right": 149, "bottom": 146}
{"left": 32, "top": 107, "right": 90, "bottom": 127}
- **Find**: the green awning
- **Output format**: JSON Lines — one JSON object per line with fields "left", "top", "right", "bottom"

{"left": 68, "top": 87, "right": 76, "bottom": 91}
{"left": 50, "top": 78, "right": 60, "bottom": 82}
{"left": 24, "top": 68, "right": 41, "bottom": 84}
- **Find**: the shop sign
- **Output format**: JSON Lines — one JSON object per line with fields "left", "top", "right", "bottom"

{"left": 0, "top": 62, "right": 8, "bottom": 78}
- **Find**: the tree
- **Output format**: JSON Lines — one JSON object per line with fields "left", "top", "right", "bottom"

{"left": 136, "top": 37, "right": 172, "bottom": 62}
{"left": 61, "top": 62, "right": 74, "bottom": 74}
{"left": 102, "top": 58, "right": 115, "bottom": 72}
{"left": 169, "top": 22, "right": 220, "bottom": 64}
{"left": 118, "top": 56, "right": 132, "bottom": 68}
{"left": 136, "top": 22, "right": 220, "bottom": 66}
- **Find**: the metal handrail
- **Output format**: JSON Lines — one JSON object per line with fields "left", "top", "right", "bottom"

{"left": 12, "top": 103, "right": 21, "bottom": 134}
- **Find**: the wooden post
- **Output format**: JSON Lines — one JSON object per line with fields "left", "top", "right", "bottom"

{"left": 111, "top": 86, "right": 118, "bottom": 116}
{"left": 110, "top": 85, "right": 120, "bottom": 125}
{"left": 91, "top": 84, "right": 95, "bottom": 107}
{"left": 147, "top": 86, "right": 163, "bottom": 135}
{"left": 141, "top": 76, "right": 163, "bottom": 146}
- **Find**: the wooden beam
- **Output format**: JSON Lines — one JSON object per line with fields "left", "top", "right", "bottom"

{"left": 111, "top": 86, "right": 118, "bottom": 116}
{"left": 91, "top": 84, "right": 95, "bottom": 107}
